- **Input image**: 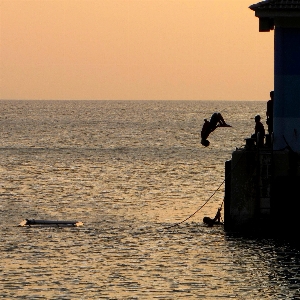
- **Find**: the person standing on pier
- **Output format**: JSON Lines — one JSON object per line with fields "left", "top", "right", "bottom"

{"left": 266, "top": 90, "right": 274, "bottom": 135}
{"left": 254, "top": 114, "right": 265, "bottom": 147}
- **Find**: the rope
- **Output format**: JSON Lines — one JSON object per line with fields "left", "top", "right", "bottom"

{"left": 164, "top": 145, "right": 246, "bottom": 230}
{"left": 164, "top": 178, "right": 225, "bottom": 229}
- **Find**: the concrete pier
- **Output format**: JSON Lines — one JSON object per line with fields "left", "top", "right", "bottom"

{"left": 225, "top": 144, "right": 300, "bottom": 233}
{"left": 224, "top": 0, "right": 300, "bottom": 235}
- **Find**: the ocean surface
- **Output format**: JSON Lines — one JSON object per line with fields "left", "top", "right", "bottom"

{"left": 1, "top": 100, "right": 300, "bottom": 299}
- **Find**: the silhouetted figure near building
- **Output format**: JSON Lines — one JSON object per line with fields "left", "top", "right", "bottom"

{"left": 200, "top": 112, "right": 231, "bottom": 147}
{"left": 203, "top": 207, "right": 222, "bottom": 227}
{"left": 253, "top": 114, "right": 265, "bottom": 147}
{"left": 266, "top": 90, "right": 274, "bottom": 134}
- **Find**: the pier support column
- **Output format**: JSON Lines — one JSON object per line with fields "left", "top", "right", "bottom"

{"left": 274, "top": 24, "right": 300, "bottom": 151}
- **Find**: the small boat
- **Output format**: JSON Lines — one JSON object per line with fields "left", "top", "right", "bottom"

{"left": 19, "top": 219, "right": 84, "bottom": 227}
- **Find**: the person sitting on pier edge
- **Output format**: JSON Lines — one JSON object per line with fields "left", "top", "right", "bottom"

{"left": 253, "top": 114, "right": 265, "bottom": 147}
{"left": 200, "top": 112, "right": 231, "bottom": 147}
{"left": 266, "top": 90, "right": 274, "bottom": 134}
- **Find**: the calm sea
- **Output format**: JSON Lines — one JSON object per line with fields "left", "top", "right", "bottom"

{"left": 1, "top": 100, "right": 300, "bottom": 299}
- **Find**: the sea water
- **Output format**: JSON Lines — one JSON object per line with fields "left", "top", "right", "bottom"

{"left": 0, "top": 100, "right": 300, "bottom": 299}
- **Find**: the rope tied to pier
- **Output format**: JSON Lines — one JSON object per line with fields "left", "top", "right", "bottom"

{"left": 164, "top": 145, "right": 246, "bottom": 230}
{"left": 164, "top": 178, "right": 225, "bottom": 229}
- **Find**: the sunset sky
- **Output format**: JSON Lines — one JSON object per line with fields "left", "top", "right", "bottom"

{"left": 0, "top": 0, "right": 274, "bottom": 101}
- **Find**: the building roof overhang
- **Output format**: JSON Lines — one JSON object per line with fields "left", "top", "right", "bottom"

{"left": 250, "top": 0, "right": 300, "bottom": 18}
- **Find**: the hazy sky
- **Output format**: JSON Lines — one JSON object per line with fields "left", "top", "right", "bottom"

{"left": 0, "top": 0, "right": 274, "bottom": 101}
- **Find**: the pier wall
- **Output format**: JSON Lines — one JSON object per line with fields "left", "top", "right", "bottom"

{"left": 224, "top": 148, "right": 300, "bottom": 233}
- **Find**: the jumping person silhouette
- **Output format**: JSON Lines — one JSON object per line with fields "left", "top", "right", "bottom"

{"left": 200, "top": 112, "right": 231, "bottom": 147}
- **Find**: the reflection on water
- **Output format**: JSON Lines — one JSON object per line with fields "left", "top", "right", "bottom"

{"left": 1, "top": 100, "right": 300, "bottom": 299}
